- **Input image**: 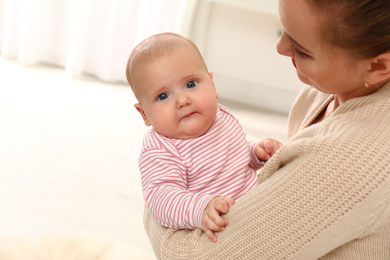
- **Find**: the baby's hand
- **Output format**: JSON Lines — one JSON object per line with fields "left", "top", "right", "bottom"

{"left": 255, "top": 138, "right": 283, "bottom": 161}
{"left": 202, "top": 196, "right": 235, "bottom": 242}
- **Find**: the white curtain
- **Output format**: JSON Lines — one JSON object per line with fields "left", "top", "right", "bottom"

{"left": 0, "top": 0, "right": 189, "bottom": 83}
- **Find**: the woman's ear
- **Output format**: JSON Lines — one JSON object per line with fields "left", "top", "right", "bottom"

{"left": 366, "top": 52, "right": 390, "bottom": 85}
{"left": 134, "top": 103, "right": 151, "bottom": 126}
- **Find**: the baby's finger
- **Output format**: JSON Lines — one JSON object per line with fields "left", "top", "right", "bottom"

{"left": 256, "top": 148, "right": 271, "bottom": 161}
{"left": 204, "top": 215, "right": 226, "bottom": 231}
{"left": 214, "top": 199, "right": 230, "bottom": 214}
{"left": 223, "top": 197, "right": 235, "bottom": 208}
{"left": 204, "top": 227, "right": 217, "bottom": 243}
{"left": 262, "top": 138, "right": 275, "bottom": 154}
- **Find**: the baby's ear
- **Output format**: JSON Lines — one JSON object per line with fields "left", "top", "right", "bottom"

{"left": 208, "top": 70, "right": 214, "bottom": 80}
{"left": 134, "top": 103, "right": 151, "bottom": 126}
{"left": 366, "top": 52, "right": 390, "bottom": 85}
{"left": 208, "top": 71, "right": 219, "bottom": 99}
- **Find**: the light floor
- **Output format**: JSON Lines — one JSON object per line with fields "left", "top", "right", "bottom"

{"left": 0, "top": 57, "right": 288, "bottom": 258}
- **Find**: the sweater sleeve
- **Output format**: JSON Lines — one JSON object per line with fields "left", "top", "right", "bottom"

{"left": 140, "top": 147, "right": 215, "bottom": 230}
{"left": 144, "top": 130, "right": 390, "bottom": 259}
{"left": 142, "top": 86, "right": 390, "bottom": 259}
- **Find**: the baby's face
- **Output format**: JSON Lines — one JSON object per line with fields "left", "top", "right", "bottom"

{"left": 133, "top": 48, "right": 219, "bottom": 139}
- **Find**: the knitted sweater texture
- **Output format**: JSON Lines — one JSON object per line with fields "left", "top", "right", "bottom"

{"left": 143, "top": 83, "right": 390, "bottom": 259}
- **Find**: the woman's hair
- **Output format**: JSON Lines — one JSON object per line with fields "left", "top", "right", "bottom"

{"left": 307, "top": 0, "right": 390, "bottom": 59}
{"left": 126, "top": 33, "right": 207, "bottom": 90}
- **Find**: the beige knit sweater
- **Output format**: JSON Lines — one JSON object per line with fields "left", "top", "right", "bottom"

{"left": 143, "top": 83, "right": 390, "bottom": 259}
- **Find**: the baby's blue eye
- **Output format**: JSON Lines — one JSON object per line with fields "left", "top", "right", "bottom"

{"left": 187, "top": 80, "right": 198, "bottom": 88}
{"left": 157, "top": 93, "right": 169, "bottom": 101}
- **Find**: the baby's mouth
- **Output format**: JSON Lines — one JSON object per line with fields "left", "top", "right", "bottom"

{"left": 182, "top": 112, "right": 195, "bottom": 119}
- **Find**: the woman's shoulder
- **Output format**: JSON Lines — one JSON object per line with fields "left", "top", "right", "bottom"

{"left": 287, "top": 85, "right": 332, "bottom": 139}
{"left": 340, "top": 81, "right": 390, "bottom": 123}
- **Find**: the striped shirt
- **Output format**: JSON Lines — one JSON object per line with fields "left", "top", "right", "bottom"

{"left": 139, "top": 104, "right": 263, "bottom": 229}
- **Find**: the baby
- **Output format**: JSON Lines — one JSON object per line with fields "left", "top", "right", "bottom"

{"left": 126, "top": 32, "right": 282, "bottom": 242}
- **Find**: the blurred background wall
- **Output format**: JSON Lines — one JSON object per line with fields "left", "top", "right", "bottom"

{"left": 0, "top": 0, "right": 302, "bottom": 113}
{"left": 0, "top": 0, "right": 187, "bottom": 82}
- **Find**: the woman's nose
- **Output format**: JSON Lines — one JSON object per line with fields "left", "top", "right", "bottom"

{"left": 276, "top": 31, "right": 293, "bottom": 57}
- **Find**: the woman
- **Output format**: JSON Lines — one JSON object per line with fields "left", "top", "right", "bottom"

{"left": 143, "top": 0, "right": 390, "bottom": 258}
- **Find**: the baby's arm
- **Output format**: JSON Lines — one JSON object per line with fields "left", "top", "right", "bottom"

{"left": 255, "top": 138, "right": 283, "bottom": 161}
{"left": 140, "top": 148, "right": 216, "bottom": 230}
{"left": 202, "top": 196, "right": 235, "bottom": 242}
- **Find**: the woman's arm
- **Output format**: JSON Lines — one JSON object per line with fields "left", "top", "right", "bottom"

{"left": 143, "top": 123, "right": 390, "bottom": 259}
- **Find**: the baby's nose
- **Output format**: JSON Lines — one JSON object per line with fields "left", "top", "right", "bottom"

{"left": 177, "top": 94, "right": 191, "bottom": 108}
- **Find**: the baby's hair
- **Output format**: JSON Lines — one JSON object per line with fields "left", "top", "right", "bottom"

{"left": 126, "top": 32, "right": 208, "bottom": 92}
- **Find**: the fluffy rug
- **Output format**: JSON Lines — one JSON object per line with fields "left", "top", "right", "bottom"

{"left": 0, "top": 233, "right": 153, "bottom": 260}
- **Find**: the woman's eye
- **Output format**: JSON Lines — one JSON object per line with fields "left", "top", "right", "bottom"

{"left": 157, "top": 93, "right": 169, "bottom": 101}
{"left": 290, "top": 45, "right": 310, "bottom": 58}
{"left": 187, "top": 80, "right": 198, "bottom": 88}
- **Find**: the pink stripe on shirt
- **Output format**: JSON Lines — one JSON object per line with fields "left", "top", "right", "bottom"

{"left": 139, "top": 104, "right": 263, "bottom": 229}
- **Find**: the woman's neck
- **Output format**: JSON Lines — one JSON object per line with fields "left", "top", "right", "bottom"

{"left": 312, "top": 98, "right": 337, "bottom": 125}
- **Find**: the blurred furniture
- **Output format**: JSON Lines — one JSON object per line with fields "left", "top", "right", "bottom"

{"left": 182, "top": 0, "right": 302, "bottom": 113}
